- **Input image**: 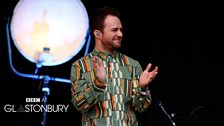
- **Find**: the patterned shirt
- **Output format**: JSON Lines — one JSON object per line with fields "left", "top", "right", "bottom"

{"left": 70, "top": 49, "right": 151, "bottom": 126}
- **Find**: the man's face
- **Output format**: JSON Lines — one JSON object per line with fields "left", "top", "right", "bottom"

{"left": 101, "top": 15, "right": 123, "bottom": 51}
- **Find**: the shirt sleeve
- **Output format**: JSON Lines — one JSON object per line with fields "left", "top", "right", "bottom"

{"left": 131, "top": 61, "right": 152, "bottom": 113}
{"left": 70, "top": 61, "right": 106, "bottom": 113}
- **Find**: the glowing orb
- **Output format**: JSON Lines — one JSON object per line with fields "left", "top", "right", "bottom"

{"left": 10, "top": 0, "right": 89, "bottom": 66}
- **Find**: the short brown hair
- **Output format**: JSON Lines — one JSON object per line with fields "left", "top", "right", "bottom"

{"left": 90, "top": 6, "right": 121, "bottom": 34}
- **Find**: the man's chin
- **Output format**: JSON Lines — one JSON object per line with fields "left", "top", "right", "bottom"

{"left": 114, "top": 44, "right": 121, "bottom": 49}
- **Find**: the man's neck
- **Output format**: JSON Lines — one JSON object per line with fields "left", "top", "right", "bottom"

{"left": 94, "top": 46, "right": 114, "bottom": 54}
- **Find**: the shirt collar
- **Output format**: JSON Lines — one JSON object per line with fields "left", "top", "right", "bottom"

{"left": 92, "top": 49, "right": 118, "bottom": 60}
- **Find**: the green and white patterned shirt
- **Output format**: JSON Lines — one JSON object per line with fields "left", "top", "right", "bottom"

{"left": 71, "top": 49, "right": 151, "bottom": 126}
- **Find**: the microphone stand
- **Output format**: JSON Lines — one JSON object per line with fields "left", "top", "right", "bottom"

{"left": 158, "top": 101, "right": 176, "bottom": 126}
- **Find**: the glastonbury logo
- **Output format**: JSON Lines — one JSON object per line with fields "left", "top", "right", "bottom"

{"left": 4, "top": 98, "right": 69, "bottom": 113}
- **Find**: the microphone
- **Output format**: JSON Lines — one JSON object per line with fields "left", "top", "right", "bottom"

{"left": 157, "top": 101, "right": 176, "bottom": 126}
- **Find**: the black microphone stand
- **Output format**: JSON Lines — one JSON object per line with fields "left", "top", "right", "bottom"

{"left": 157, "top": 101, "right": 176, "bottom": 126}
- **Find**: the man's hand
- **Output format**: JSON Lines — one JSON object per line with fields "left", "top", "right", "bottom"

{"left": 93, "top": 56, "right": 106, "bottom": 83}
{"left": 139, "top": 63, "right": 158, "bottom": 87}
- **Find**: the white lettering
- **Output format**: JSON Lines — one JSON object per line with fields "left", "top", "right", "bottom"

{"left": 4, "top": 104, "right": 16, "bottom": 112}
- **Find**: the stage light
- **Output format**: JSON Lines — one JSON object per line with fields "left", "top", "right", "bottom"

{"left": 10, "top": 0, "right": 89, "bottom": 66}
{"left": 7, "top": 1, "right": 90, "bottom": 125}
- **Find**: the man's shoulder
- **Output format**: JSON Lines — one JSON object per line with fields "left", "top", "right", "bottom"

{"left": 118, "top": 52, "right": 140, "bottom": 66}
{"left": 71, "top": 52, "right": 94, "bottom": 65}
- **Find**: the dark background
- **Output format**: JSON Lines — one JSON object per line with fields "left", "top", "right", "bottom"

{"left": 1, "top": 0, "right": 224, "bottom": 126}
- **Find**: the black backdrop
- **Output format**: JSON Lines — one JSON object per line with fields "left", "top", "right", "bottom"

{"left": 1, "top": 0, "right": 224, "bottom": 126}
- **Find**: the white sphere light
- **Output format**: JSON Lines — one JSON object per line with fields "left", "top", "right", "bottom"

{"left": 10, "top": 0, "right": 89, "bottom": 66}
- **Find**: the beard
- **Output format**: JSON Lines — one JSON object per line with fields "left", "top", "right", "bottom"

{"left": 112, "top": 36, "right": 122, "bottom": 48}
{"left": 101, "top": 37, "right": 122, "bottom": 52}
{"left": 113, "top": 40, "right": 122, "bottom": 49}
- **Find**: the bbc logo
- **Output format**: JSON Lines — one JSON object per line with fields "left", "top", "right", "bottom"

{"left": 26, "top": 98, "right": 40, "bottom": 102}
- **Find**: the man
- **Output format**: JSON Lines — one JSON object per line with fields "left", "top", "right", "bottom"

{"left": 70, "top": 6, "right": 158, "bottom": 126}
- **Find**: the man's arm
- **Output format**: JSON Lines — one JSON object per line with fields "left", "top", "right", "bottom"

{"left": 71, "top": 61, "right": 106, "bottom": 113}
{"left": 131, "top": 62, "right": 152, "bottom": 113}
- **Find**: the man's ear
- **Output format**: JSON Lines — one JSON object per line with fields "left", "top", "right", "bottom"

{"left": 94, "top": 30, "right": 101, "bottom": 37}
